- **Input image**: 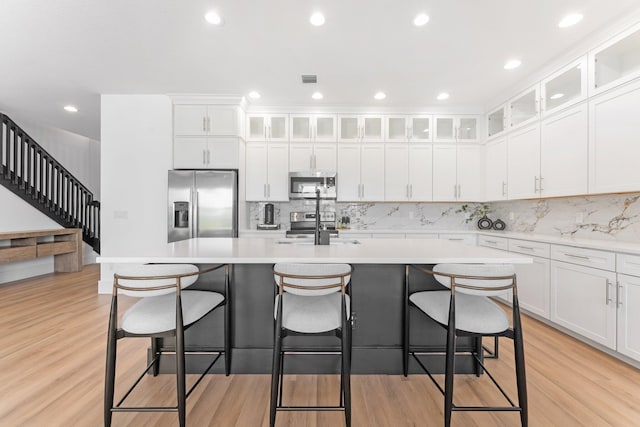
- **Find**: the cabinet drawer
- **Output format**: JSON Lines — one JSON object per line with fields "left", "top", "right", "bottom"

{"left": 407, "top": 233, "right": 439, "bottom": 239}
{"left": 371, "top": 233, "right": 405, "bottom": 239}
{"left": 508, "top": 239, "right": 550, "bottom": 258}
{"left": 478, "top": 235, "right": 508, "bottom": 251}
{"left": 550, "top": 244, "right": 615, "bottom": 271}
{"left": 439, "top": 233, "right": 477, "bottom": 246}
{"left": 616, "top": 253, "right": 640, "bottom": 277}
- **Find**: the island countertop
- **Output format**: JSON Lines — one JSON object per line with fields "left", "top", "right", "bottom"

{"left": 97, "top": 237, "right": 533, "bottom": 265}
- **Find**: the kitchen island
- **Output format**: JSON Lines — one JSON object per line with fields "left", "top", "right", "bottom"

{"left": 98, "top": 237, "right": 531, "bottom": 374}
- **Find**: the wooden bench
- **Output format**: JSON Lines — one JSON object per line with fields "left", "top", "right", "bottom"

{"left": 0, "top": 229, "right": 83, "bottom": 272}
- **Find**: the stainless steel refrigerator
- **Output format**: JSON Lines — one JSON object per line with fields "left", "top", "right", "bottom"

{"left": 168, "top": 170, "right": 238, "bottom": 243}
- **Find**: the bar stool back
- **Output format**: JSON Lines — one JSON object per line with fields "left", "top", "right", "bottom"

{"left": 403, "top": 263, "right": 527, "bottom": 427}
{"left": 270, "top": 263, "right": 353, "bottom": 427}
{"left": 104, "top": 263, "right": 231, "bottom": 427}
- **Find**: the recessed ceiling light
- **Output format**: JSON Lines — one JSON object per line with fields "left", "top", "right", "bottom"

{"left": 550, "top": 93, "right": 565, "bottom": 100}
{"left": 437, "top": 92, "right": 450, "bottom": 101}
{"left": 63, "top": 105, "right": 78, "bottom": 113}
{"left": 312, "top": 92, "right": 324, "bottom": 100}
{"left": 205, "top": 11, "right": 223, "bottom": 25}
{"left": 248, "top": 91, "right": 261, "bottom": 99}
{"left": 559, "top": 13, "right": 583, "bottom": 28}
{"left": 374, "top": 92, "right": 386, "bottom": 100}
{"left": 310, "top": 12, "right": 325, "bottom": 26}
{"left": 504, "top": 59, "right": 522, "bottom": 70}
{"left": 413, "top": 13, "right": 430, "bottom": 27}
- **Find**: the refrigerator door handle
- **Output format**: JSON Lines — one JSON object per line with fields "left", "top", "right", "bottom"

{"left": 194, "top": 190, "right": 199, "bottom": 237}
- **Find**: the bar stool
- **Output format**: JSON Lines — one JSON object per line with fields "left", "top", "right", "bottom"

{"left": 270, "top": 263, "right": 353, "bottom": 427}
{"left": 403, "top": 263, "right": 527, "bottom": 427}
{"left": 104, "top": 263, "right": 231, "bottom": 427}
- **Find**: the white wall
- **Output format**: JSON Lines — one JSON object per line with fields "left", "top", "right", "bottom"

{"left": 0, "top": 115, "right": 101, "bottom": 284}
{"left": 99, "top": 95, "right": 173, "bottom": 292}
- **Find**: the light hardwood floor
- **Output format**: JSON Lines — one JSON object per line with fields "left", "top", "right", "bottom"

{"left": 1, "top": 264, "right": 638, "bottom": 426}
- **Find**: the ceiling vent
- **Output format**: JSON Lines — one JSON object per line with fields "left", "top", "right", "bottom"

{"left": 301, "top": 75, "right": 317, "bottom": 84}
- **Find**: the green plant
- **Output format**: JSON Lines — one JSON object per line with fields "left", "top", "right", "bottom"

{"left": 455, "top": 203, "right": 492, "bottom": 224}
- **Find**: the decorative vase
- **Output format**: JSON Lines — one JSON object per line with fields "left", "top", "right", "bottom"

{"left": 477, "top": 215, "right": 493, "bottom": 230}
{"left": 492, "top": 219, "right": 506, "bottom": 231}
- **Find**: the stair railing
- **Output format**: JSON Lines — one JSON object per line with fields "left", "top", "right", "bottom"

{"left": 0, "top": 113, "right": 100, "bottom": 252}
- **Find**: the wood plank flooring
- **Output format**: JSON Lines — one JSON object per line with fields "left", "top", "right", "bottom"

{"left": 1, "top": 264, "right": 638, "bottom": 426}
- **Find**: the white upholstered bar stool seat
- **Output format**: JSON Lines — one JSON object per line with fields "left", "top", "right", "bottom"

{"left": 411, "top": 263, "right": 515, "bottom": 334}
{"left": 117, "top": 264, "right": 225, "bottom": 334}
{"left": 275, "top": 291, "right": 351, "bottom": 334}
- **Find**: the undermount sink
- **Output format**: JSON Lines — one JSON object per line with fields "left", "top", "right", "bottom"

{"left": 276, "top": 238, "right": 360, "bottom": 245}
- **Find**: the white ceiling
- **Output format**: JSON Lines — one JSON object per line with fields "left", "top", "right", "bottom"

{"left": 1, "top": 0, "right": 639, "bottom": 140}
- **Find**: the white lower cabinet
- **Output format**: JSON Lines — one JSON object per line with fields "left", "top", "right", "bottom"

{"left": 439, "top": 233, "right": 476, "bottom": 246}
{"left": 616, "top": 274, "right": 640, "bottom": 361}
{"left": 550, "top": 260, "right": 617, "bottom": 349}
{"left": 515, "top": 257, "right": 551, "bottom": 319}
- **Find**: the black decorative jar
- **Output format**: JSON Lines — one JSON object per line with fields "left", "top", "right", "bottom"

{"left": 477, "top": 215, "right": 493, "bottom": 230}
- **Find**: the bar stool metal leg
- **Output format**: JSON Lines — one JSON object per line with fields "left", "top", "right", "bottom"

{"left": 403, "top": 265, "right": 410, "bottom": 377}
{"left": 444, "top": 297, "right": 456, "bottom": 427}
{"left": 175, "top": 296, "right": 186, "bottom": 427}
{"left": 104, "top": 295, "right": 118, "bottom": 427}
{"left": 513, "top": 301, "right": 528, "bottom": 427}
{"left": 269, "top": 304, "right": 283, "bottom": 427}
{"left": 224, "top": 265, "right": 232, "bottom": 376}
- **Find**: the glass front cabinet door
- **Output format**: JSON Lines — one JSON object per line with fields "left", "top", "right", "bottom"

{"left": 509, "top": 85, "right": 540, "bottom": 130}
{"left": 590, "top": 21, "right": 640, "bottom": 96}
{"left": 409, "top": 115, "right": 432, "bottom": 141}
{"left": 542, "top": 56, "right": 587, "bottom": 116}
{"left": 487, "top": 105, "right": 506, "bottom": 139}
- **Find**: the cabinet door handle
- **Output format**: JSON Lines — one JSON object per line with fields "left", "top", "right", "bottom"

{"left": 264, "top": 124, "right": 267, "bottom": 139}
{"left": 458, "top": 184, "right": 461, "bottom": 199}
{"left": 453, "top": 185, "right": 457, "bottom": 199}
{"left": 517, "top": 245, "right": 535, "bottom": 250}
{"left": 564, "top": 253, "right": 590, "bottom": 260}
{"left": 207, "top": 149, "right": 211, "bottom": 165}
{"left": 534, "top": 176, "right": 539, "bottom": 192}
{"left": 268, "top": 184, "right": 271, "bottom": 198}
{"left": 202, "top": 149, "right": 206, "bottom": 165}
{"left": 264, "top": 183, "right": 267, "bottom": 198}
{"left": 202, "top": 117, "right": 207, "bottom": 132}
{"left": 410, "top": 184, "right": 413, "bottom": 198}
{"left": 207, "top": 116, "right": 211, "bottom": 133}
{"left": 539, "top": 176, "right": 544, "bottom": 192}
{"left": 606, "top": 279, "right": 613, "bottom": 305}
{"left": 485, "top": 240, "right": 498, "bottom": 244}
{"left": 502, "top": 181, "right": 507, "bottom": 197}
{"left": 406, "top": 184, "right": 409, "bottom": 199}
{"left": 361, "top": 183, "right": 365, "bottom": 198}
{"left": 616, "top": 282, "right": 623, "bottom": 307}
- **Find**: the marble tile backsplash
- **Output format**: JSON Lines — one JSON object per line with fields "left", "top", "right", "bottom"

{"left": 248, "top": 192, "right": 640, "bottom": 243}
{"left": 247, "top": 201, "right": 488, "bottom": 231}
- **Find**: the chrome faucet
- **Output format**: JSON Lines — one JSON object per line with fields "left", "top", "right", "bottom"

{"left": 314, "top": 188, "right": 321, "bottom": 245}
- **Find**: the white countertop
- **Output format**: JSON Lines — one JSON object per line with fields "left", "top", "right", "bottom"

{"left": 97, "top": 237, "right": 532, "bottom": 265}
{"left": 477, "top": 231, "right": 640, "bottom": 255}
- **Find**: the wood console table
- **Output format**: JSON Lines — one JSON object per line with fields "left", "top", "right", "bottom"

{"left": 0, "top": 229, "right": 83, "bottom": 272}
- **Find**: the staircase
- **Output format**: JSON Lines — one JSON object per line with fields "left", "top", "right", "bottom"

{"left": 0, "top": 113, "right": 100, "bottom": 253}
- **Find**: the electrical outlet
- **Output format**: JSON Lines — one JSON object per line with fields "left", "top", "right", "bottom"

{"left": 576, "top": 212, "right": 584, "bottom": 224}
{"left": 509, "top": 212, "right": 515, "bottom": 220}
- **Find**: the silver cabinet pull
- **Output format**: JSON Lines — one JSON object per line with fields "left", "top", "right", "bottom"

{"left": 406, "top": 184, "right": 409, "bottom": 199}
{"left": 564, "top": 253, "right": 590, "bottom": 260}
{"left": 485, "top": 240, "right": 498, "bottom": 244}
{"left": 361, "top": 183, "right": 365, "bottom": 198}
{"left": 617, "top": 282, "right": 622, "bottom": 307}
{"left": 502, "top": 181, "right": 507, "bottom": 197}
{"left": 410, "top": 184, "right": 413, "bottom": 198}
{"left": 267, "top": 183, "right": 271, "bottom": 198}
{"left": 605, "top": 279, "right": 613, "bottom": 305}
{"left": 207, "top": 116, "right": 211, "bottom": 133}
{"left": 517, "top": 245, "right": 535, "bottom": 250}
{"left": 202, "top": 149, "right": 206, "bottom": 165}
{"left": 458, "top": 184, "right": 461, "bottom": 199}
{"left": 539, "top": 176, "right": 544, "bottom": 192}
{"left": 453, "top": 185, "right": 457, "bottom": 199}
{"left": 203, "top": 117, "right": 207, "bottom": 132}
{"left": 534, "top": 176, "right": 539, "bottom": 192}
{"left": 207, "top": 149, "right": 211, "bottom": 165}
{"left": 264, "top": 183, "right": 267, "bottom": 198}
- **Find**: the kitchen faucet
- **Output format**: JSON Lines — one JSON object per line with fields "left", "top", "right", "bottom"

{"left": 314, "top": 188, "right": 321, "bottom": 245}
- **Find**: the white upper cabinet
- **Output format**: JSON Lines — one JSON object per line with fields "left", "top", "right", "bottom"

{"left": 337, "top": 143, "right": 385, "bottom": 201}
{"left": 174, "top": 105, "right": 239, "bottom": 136}
{"left": 385, "top": 116, "right": 410, "bottom": 142}
{"left": 540, "top": 103, "right": 588, "bottom": 197}
{"left": 289, "top": 143, "right": 337, "bottom": 171}
{"left": 541, "top": 56, "right": 588, "bottom": 116}
{"left": 434, "top": 115, "right": 479, "bottom": 143}
{"left": 290, "top": 114, "right": 337, "bottom": 142}
{"left": 484, "top": 137, "right": 508, "bottom": 201}
{"left": 590, "top": 21, "right": 640, "bottom": 96}
{"left": 487, "top": 104, "right": 507, "bottom": 139}
{"left": 509, "top": 85, "right": 540, "bottom": 130}
{"left": 245, "top": 142, "right": 289, "bottom": 201}
{"left": 384, "top": 144, "right": 433, "bottom": 201}
{"left": 507, "top": 123, "right": 541, "bottom": 200}
{"left": 589, "top": 78, "right": 640, "bottom": 194}
{"left": 385, "top": 115, "right": 434, "bottom": 142}
{"left": 246, "top": 114, "right": 289, "bottom": 141}
{"left": 338, "top": 115, "right": 384, "bottom": 142}
{"left": 432, "top": 144, "right": 482, "bottom": 201}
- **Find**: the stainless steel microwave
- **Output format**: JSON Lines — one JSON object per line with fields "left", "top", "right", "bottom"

{"left": 289, "top": 171, "right": 337, "bottom": 199}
